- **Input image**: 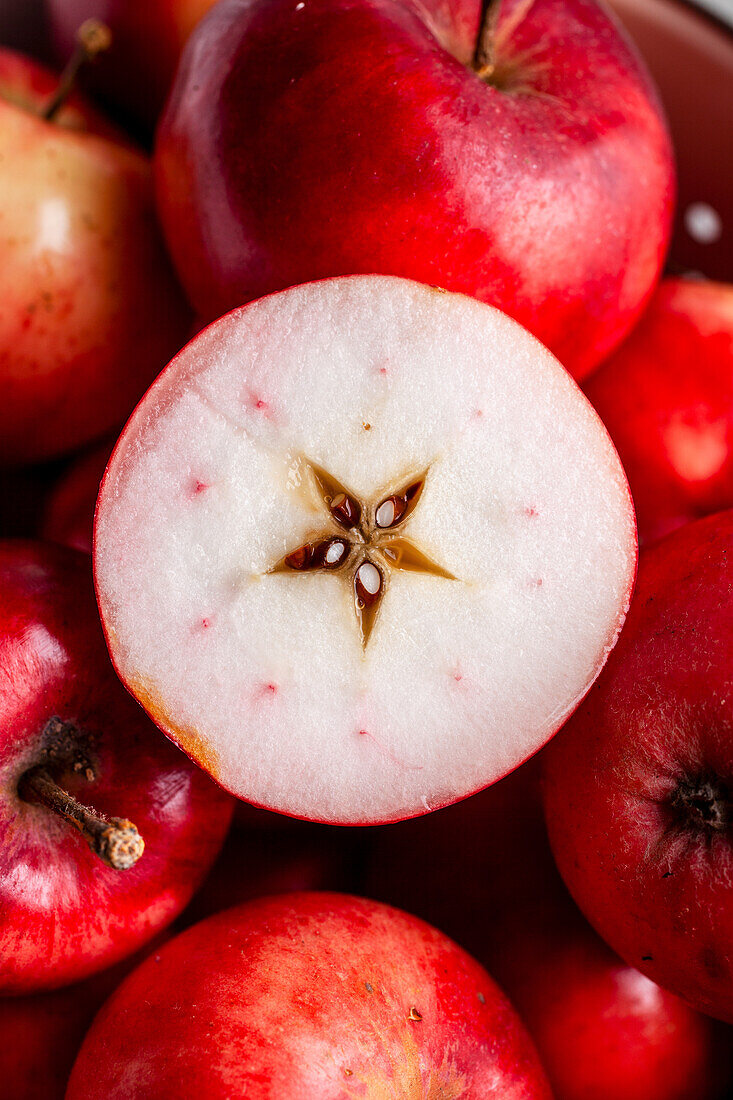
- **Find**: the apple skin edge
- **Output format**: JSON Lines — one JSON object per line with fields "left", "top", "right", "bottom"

{"left": 155, "top": 0, "right": 675, "bottom": 381}
{"left": 544, "top": 511, "right": 733, "bottom": 1025}
{"left": 0, "top": 541, "right": 233, "bottom": 995}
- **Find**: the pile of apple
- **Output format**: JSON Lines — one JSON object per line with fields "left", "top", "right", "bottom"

{"left": 1, "top": 0, "right": 732, "bottom": 1096}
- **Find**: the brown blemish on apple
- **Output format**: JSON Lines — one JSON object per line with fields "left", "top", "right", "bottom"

{"left": 363, "top": 421, "right": 372, "bottom": 431}
{"left": 343, "top": 1028, "right": 467, "bottom": 1099}
{"left": 129, "top": 676, "right": 221, "bottom": 782}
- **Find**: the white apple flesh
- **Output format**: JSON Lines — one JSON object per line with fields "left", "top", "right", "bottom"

{"left": 94, "top": 277, "right": 636, "bottom": 824}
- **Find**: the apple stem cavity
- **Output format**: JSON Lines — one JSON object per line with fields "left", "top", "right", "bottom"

{"left": 18, "top": 765, "right": 145, "bottom": 871}
{"left": 472, "top": 0, "right": 501, "bottom": 81}
{"left": 42, "top": 18, "right": 112, "bottom": 122}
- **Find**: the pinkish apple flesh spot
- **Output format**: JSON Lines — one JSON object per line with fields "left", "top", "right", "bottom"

{"left": 94, "top": 276, "right": 636, "bottom": 824}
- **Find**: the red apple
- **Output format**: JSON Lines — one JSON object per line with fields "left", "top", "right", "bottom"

{"left": 585, "top": 278, "right": 733, "bottom": 546}
{"left": 543, "top": 510, "right": 733, "bottom": 1023}
{"left": 155, "top": 0, "right": 674, "bottom": 381}
{"left": 46, "top": 0, "right": 216, "bottom": 129}
{"left": 0, "top": 47, "right": 190, "bottom": 466}
{"left": 66, "top": 893, "right": 552, "bottom": 1098}
{"left": 42, "top": 439, "right": 112, "bottom": 552}
{"left": 0, "top": 540, "right": 233, "bottom": 994}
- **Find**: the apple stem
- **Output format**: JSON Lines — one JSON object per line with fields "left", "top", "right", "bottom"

{"left": 42, "top": 19, "right": 112, "bottom": 122}
{"left": 19, "top": 766, "right": 145, "bottom": 871}
{"left": 472, "top": 0, "right": 501, "bottom": 79}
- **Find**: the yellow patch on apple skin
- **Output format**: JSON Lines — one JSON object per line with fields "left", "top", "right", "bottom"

{"left": 342, "top": 1029, "right": 466, "bottom": 1100}
{"left": 128, "top": 676, "right": 221, "bottom": 781}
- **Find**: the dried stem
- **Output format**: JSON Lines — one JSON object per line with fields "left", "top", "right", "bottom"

{"left": 19, "top": 766, "right": 144, "bottom": 871}
{"left": 42, "top": 19, "right": 112, "bottom": 122}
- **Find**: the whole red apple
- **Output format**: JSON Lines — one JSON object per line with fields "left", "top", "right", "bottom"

{"left": 46, "top": 0, "right": 216, "bottom": 129}
{"left": 585, "top": 277, "right": 733, "bottom": 546}
{"left": 543, "top": 510, "right": 733, "bottom": 1023}
{"left": 0, "top": 47, "right": 190, "bottom": 465}
{"left": 0, "top": 540, "right": 233, "bottom": 994}
{"left": 66, "top": 893, "right": 552, "bottom": 1098}
{"left": 155, "top": 0, "right": 674, "bottom": 380}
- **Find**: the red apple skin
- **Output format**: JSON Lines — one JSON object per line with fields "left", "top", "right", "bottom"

{"left": 155, "top": 0, "right": 674, "bottom": 381}
{"left": 543, "top": 511, "right": 733, "bottom": 1024}
{"left": 0, "top": 540, "right": 233, "bottom": 994}
{"left": 42, "top": 439, "right": 113, "bottom": 553}
{"left": 46, "top": 0, "right": 216, "bottom": 129}
{"left": 366, "top": 761, "right": 732, "bottom": 1100}
{"left": 66, "top": 893, "right": 552, "bottom": 1099}
{"left": 0, "top": 49, "right": 190, "bottom": 466}
{"left": 585, "top": 278, "right": 733, "bottom": 547}
{"left": 489, "top": 898, "right": 732, "bottom": 1100}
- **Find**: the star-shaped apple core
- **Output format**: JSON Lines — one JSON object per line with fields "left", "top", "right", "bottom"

{"left": 269, "top": 461, "right": 457, "bottom": 649}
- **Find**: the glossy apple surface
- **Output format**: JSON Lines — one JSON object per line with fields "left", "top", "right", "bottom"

{"left": 586, "top": 278, "right": 733, "bottom": 546}
{"left": 0, "top": 49, "right": 190, "bottom": 465}
{"left": 155, "top": 0, "right": 674, "bottom": 380}
{"left": 544, "top": 511, "right": 733, "bottom": 1023}
{"left": 66, "top": 893, "right": 552, "bottom": 1098}
{"left": 46, "top": 0, "right": 216, "bottom": 129}
{"left": 0, "top": 540, "right": 233, "bottom": 994}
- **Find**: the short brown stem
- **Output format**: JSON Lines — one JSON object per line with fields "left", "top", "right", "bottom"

{"left": 42, "top": 19, "right": 112, "bottom": 122}
{"left": 19, "top": 766, "right": 144, "bottom": 871}
{"left": 472, "top": 0, "right": 501, "bottom": 77}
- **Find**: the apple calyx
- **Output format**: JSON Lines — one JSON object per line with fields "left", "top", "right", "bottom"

{"left": 17, "top": 718, "right": 144, "bottom": 871}
{"left": 42, "top": 19, "right": 112, "bottom": 122}
{"left": 268, "top": 459, "right": 456, "bottom": 648}
{"left": 670, "top": 775, "right": 733, "bottom": 836}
